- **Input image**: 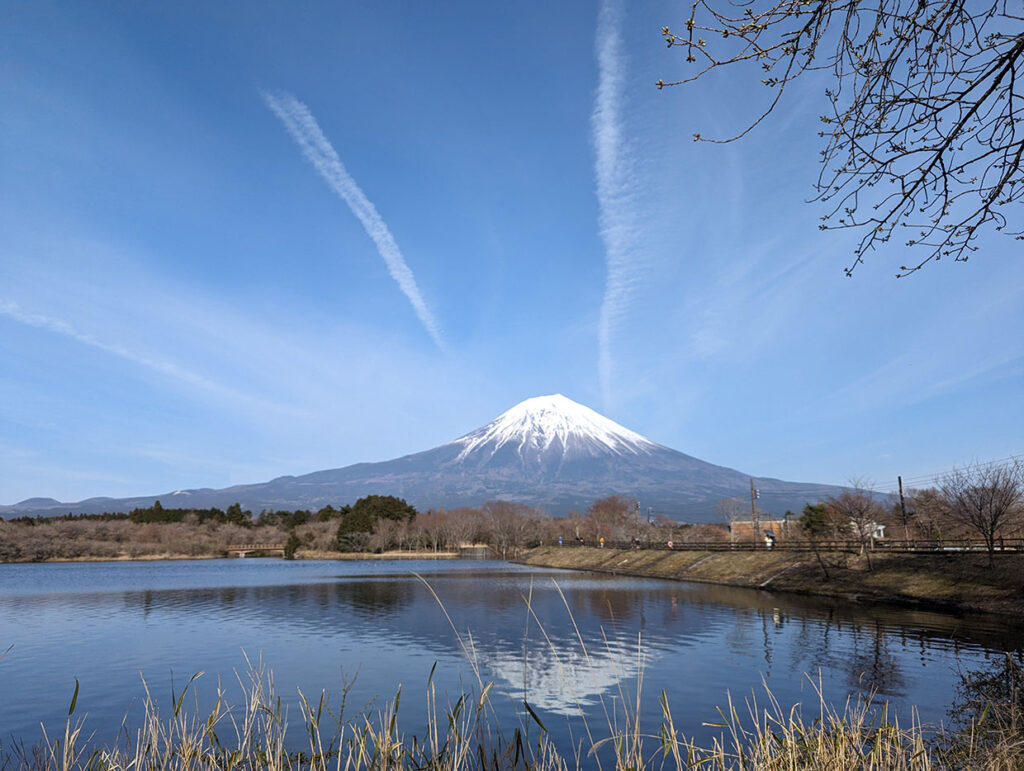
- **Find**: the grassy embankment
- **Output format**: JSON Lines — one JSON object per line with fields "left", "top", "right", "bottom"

{"left": 520, "top": 545, "right": 1024, "bottom": 616}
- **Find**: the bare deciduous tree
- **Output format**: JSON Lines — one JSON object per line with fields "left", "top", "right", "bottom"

{"left": 585, "top": 495, "right": 636, "bottom": 542}
{"left": 679, "top": 522, "right": 730, "bottom": 543}
{"left": 483, "top": 500, "right": 539, "bottom": 559}
{"left": 939, "top": 459, "right": 1024, "bottom": 564}
{"left": 659, "top": 1, "right": 1024, "bottom": 275}
{"left": 905, "top": 487, "right": 948, "bottom": 540}
{"left": 411, "top": 509, "right": 448, "bottom": 552}
{"left": 716, "top": 496, "right": 748, "bottom": 541}
{"left": 441, "top": 507, "right": 484, "bottom": 550}
{"left": 827, "top": 480, "right": 887, "bottom": 569}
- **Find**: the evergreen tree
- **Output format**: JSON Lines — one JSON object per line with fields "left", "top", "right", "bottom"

{"left": 336, "top": 495, "right": 417, "bottom": 550}
{"left": 283, "top": 532, "right": 301, "bottom": 560}
{"left": 225, "top": 503, "right": 252, "bottom": 527}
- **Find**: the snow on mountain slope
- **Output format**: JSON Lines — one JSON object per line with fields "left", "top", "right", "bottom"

{"left": 450, "top": 394, "right": 661, "bottom": 464}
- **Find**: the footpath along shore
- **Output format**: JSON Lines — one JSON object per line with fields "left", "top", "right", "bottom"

{"left": 518, "top": 545, "right": 1024, "bottom": 617}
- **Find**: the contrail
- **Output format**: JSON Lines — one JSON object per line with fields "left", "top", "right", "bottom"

{"left": 593, "top": 0, "right": 639, "bottom": 408}
{"left": 0, "top": 300, "right": 299, "bottom": 415}
{"left": 263, "top": 91, "right": 445, "bottom": 350}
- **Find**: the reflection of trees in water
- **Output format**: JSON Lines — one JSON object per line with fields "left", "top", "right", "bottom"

{"left": 118, "top": 580, "right": 418, "bottom": 626}
{"left": 845, "top": 621, "right": 906, "bottom": 697}
{"left": 330, "top": 579, "right": 413, "bottom": 615}
{"left": 788, "top": 610, "right": 844, "bottom": 676}
{"left": 759, "top": 606, "right": 788, "bottom": 671}
{"left": 725, "top": 609, "right": 756, "bottom": 658}
{"left": 578, "top": 588, "right": 641, "bottom": 624}
{"left": 948, "top": 651, "right": 1024, "bottom": 738}
{"left": 422, "top": 573, "right": 537, "bottom": 614}
{"left": 780, "top": 612, "right": 907, "bottom": 697}
{"left": 672, "top": 582, "right": 1022, "bottom": 655}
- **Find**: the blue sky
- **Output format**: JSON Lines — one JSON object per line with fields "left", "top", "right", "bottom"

{"left": 2, "top": 0, "right": 1021, "bottom": 505}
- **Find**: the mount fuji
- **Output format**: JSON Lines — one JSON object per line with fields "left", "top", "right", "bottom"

{"left": 2, "top": 394, "right": 842, "bottom": 520}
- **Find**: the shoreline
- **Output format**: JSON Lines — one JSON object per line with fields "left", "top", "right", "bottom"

{"left": 10, "top": 546, "right": 1021, "bottom": 618}
{"left": 6, "top": 553, "right": 224, "bottom": 564}
{"left": 0, "top": 549, "right": 464, "bottom": 565}
{"left": 518, "top": 545, "right": 1024, "bottom": 617}
{"left": 297, "top": 549, "right": 460, "bottom": 560}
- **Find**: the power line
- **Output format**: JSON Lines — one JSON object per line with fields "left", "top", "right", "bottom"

{"left": 658, "top": 454, "right": 1024, "bottom": 517}
{"left": 728, "top": 453, "right": 1024, "bottom": 500}
{"left": 877, "top": 453, "right": 1024, "bottom": 492}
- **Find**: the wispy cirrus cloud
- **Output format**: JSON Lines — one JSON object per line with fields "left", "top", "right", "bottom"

{"left": 592, "top": 0, "right": 641, "bottom": 407}
{"left": 0, "top": 300, "right": 299, "bottom": 415}
{"left": 263, "top": 91, "right": 445, "bottom": 351}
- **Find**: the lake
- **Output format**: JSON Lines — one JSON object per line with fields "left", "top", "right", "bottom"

{"left": 0, "top": 558, "right": 1021, "bottom": 758}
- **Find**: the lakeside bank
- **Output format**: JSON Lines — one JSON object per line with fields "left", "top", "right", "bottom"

{"left": 0, "top": 549, "right": 465, "bottom": 564}
{"left": 297, "top": 549, "right": 460, "bottom": 560}
{"left": 519, "top": 545, "right": 1024, "bottom": 616}
{"left": 11, "top": 552, "right": 225, "bottom": 563}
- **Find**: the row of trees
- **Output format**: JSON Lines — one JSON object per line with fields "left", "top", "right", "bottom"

{"left": 0, "top": 494, "right": 683, "bottom": 562}
{"left": 3, "top": 460, "right": 1019, "bottom": 563}
{"left": 322, "top": 461, "right": 1023, "bottom": 564}
{"left": 3, "top": 502, "right": 349, "bottom": 529}
{"left": 333, "top": 496, "right": 702, "bottom": 559}
{"left": 779, "top": 461, "right": 1024, "bottom": 567}
{"left": 0, "top": 518, "right": 261, "bottom": 562}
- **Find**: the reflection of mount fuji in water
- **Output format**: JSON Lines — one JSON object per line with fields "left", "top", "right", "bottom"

{"left": 3, "top": 394, "right": 843, "bottom": 519}
{"left": 479, "top": 639, "right": 646, "bottom": 716}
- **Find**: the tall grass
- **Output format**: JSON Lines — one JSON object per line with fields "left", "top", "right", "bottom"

{"left": 3, "top": 582, "right": 1021, "bottom": 770}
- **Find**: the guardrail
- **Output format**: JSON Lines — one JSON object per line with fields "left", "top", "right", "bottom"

{"left": 556, "top": 538, "right": 1024, "bottom": 553}
{"left": 225, "top": 543, "right": 286, "bottom": 553}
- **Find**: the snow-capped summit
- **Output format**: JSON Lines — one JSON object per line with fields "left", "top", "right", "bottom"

{"left": 451, "top": 394, "right": 660, "bottom": 465}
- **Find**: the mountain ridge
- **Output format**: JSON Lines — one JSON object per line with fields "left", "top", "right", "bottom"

{"left": 1, "top": 394, "right": 843, "bottom": 521}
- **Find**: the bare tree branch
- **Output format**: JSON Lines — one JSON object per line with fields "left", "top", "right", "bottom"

{"left": 658, "top": 1, "right": 1024, "bottom": 276}
{"left": 939, "top": 459, "right": 1024, "bottom": 565}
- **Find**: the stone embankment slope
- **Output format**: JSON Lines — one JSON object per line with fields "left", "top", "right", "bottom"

{"left": 519, "top": 545, "right": 1024, "bottom": 616}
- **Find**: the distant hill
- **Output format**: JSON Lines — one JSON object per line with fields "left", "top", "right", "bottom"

{"left": 1, "top": 394, "right": 843, "bottom": 521}
{"left": 14, "top": 497, "right": 61, "bottom": 507}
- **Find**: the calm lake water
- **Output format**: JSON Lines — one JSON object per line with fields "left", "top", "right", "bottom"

{"left": 1, "top": 558, "right": 1022, "bottom": 756}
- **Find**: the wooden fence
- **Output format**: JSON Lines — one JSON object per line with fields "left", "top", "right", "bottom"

{"left": 559, "top": 537, "right": 1024, "bottom": 554}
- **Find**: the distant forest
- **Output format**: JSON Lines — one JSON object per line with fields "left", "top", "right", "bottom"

{"left": 0, "top": 495, "right": 704, "bottom": 563}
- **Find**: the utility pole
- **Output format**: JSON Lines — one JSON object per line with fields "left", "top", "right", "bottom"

{"left": 898, "top": 475, "right": 909, "bottom": 540}
{"left": 750, "top": 478, "right": 761, "bottom": 536}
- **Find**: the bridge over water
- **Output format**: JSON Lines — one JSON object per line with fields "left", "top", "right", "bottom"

{"left": 225, "top": 543, "right": 286, "bottom": 558}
